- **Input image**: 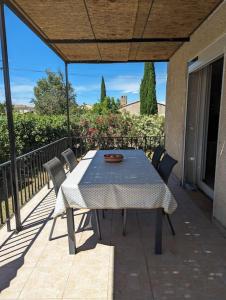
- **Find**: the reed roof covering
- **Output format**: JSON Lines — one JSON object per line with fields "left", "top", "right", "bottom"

{"left": 7, "top": 0, "right": 223, "bottom": 63}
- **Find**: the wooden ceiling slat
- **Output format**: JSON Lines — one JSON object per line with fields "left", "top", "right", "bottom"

{"left": 98, "top": 43, "right": 130, "bottom": 61}
{"left": 56, "top": 44, "right": 100, "bottom": 61}
{"left": 135, "top": 42, "right": 183, "bottom": 61}
{"left": 10, "top": 0, "right": 94, "bottom": 39}
{"left": 132, "top": 0, "right": 154, "bottom": 38}
{"left": 7, "top": 0, "right": 223, "bottom": 62}
{"left": 143, "top": 0, "right": 222, "bottom": 38}
{"left": 85, "top": 0, "right": 138, "bottom": 39}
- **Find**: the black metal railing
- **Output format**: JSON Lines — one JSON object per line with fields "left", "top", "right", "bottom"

{"left": 0, "top": 135, "right": 164, "bottom": 230}
{"left": 0, "top": 137, "right": 70, "bottom": 230}
{"left": 71, "top": 135, "right": 163, "bottom": 158}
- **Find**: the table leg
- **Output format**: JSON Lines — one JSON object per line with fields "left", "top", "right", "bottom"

{"left": 155, "top": 208, "right": 163, "bottom": 255}
{"left": 66, "top": 207, "right": 76, "bottom": 254}
{"left": 123, "top": 209, "right": 127, "bottom": 236}
{"left": 94, "top": 210, "right": 102, "bottom": 240}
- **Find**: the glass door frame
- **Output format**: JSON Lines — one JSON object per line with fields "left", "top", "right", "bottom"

{"left": 196, "top": 64, "right": 214, "bottom": 199}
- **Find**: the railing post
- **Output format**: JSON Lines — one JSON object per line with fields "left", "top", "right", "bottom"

{"left": 65, "top": 62, "right": 71, "bottom": 141}
{"left": 3, "top": 167, "right": 11, "bottom": 231}
{"left": 0, "top": 2, "right": 22, "bottom": 231}
{"left": 144, "top": 135, "right": 147, "bottom": 152}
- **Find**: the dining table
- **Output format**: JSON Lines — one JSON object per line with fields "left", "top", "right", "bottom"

{"left": 54, "top": 149, "right": 177, "bottom": 254}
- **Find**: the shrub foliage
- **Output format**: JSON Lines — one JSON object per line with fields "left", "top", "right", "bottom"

{"left": 0, "top": 112, "right": 164, "bottom": 163}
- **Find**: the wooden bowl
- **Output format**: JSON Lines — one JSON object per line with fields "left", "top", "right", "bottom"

{"left": 104, "top": 154, "right": 123, "bottom": 163}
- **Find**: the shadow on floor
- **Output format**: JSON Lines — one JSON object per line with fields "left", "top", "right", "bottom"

{"left": 0, "top": 189, "right": 55, "bottom": 292}
{"left": 1, "top": 176, "right": 226, "bottom": 299}
{"left": 72, "top": 176, "right": 226, "bottom": 300}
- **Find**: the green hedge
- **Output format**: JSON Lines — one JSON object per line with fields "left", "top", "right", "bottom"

{"left": 0, "top": 112, "right": 164, "bottom": 163}
{"left": 0, "top": 114, "right": 68, "bottom": 163}
{"left": 75, "top": 113, "right": 164, "bottom": 138}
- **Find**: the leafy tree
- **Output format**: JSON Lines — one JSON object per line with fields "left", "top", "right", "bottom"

{"left": 32, "top": 70, "right": 77, "bottom": 115}
{"left": 0, "top": 102, "right": 6, "bottom": 115}
{"left": 111, "top": 98, "right": 120, "bottom": 114}
{"left": 140, "top": 62, "right": 158, "bottom": 115}
{"left": 100, "top": 76, "right": 106, "bottom": 102}
{"left": 93, "top": 96, "right": 120, "bottom": 114}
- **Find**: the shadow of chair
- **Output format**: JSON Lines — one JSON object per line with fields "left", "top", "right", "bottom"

{"left": 0, "top": 189, "right": 55, "bottom": 292}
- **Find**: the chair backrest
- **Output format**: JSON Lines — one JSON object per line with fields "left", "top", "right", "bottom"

{"left": 152, "top": 146, "right": 165, "bottom": 169}
{"left": 43, "top": 157, "right": 66, "bottom": 195}
{"left": 61, "top": 148, "right": 77, "bottom": 172}
{"left": 158, "top": 153, "right": 177, "bottom": 184}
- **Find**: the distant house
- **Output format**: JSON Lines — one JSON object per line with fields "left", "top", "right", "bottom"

{"left": 14, "top": 104, "right": 34, "bottom": 114}
{"left": 156, "top": 103, "right": 165, "bottom": 116}
{"left": 83, "top": 104, "right": 93, "bottom": 110}
{"left": 119, "top": 96, "right": 165, "bottom": 116}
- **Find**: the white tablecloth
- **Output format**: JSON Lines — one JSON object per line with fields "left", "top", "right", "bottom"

{"left": 53, "top": 150, "right": 177, "bottom": 217}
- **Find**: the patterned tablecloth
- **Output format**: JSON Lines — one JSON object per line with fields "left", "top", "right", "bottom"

{"left": 53, "top": 150, "right": 177, "bottom": 217}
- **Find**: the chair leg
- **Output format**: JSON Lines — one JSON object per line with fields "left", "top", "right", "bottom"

{"left": 166, "top": 214, "right": 176, "bottom": 236}
{"left": 94, "top": 210, "right": 102, "bottom": 240}
{"left": 122, "top": 209, "right": 127, "bottom": 236}
{"left": 49, "top": 217, "right": 57, "bottom": 241}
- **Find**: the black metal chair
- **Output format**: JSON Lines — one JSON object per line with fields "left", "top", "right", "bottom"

{"left": 43, "top": 157, "right": 101, "bottom": 243}
{"left": 157, "top": 153, "right": 177, "bottom": 235}
{"left": 158, "top": 153, "right": 177, "bottom": 185}
{"left": 43, "top": 157, "right": 66, "bottom": 195}
{"left": 43, "top": 157, "right": 66, "bottom": 241}
{"left": 61, "top": 148, "right": 78, "bottom": 172}
{"left": 151, "top": 145, "right": 165, "bottom": 169}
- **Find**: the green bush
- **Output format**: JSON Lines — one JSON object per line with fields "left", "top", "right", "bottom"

{"left": 0, "top": 112, "right": 164, "bottom": 163}
{"left": 0, "top": 113, "right": 68, "bottom": 163}
{"left": 76, "top": 113, "right": 164, "bottom": 139}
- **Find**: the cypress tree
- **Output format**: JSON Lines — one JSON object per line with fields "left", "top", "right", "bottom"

{"left": 100, "top": 76, "right": 106, "bottom": 102}
{"left": 140, "top": 62, "right": 158, "bottom": 115}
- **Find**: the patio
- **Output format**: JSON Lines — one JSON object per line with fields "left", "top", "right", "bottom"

{"left": 0, "top": 175, "right": 226, "bottom": 300}
{"left": 1, "top": 2, "right": 226, "bottom": 299}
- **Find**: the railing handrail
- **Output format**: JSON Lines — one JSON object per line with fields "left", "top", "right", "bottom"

{"left": 0, "top": 137, "right": 68, "bottom": 167}
{"left": 73, "top": 135, "right": 153, "bottom": 138}
{"left": 0, "top": 135, "right": 162, "bottom": 167}
{"left": 0, "top": 134, "right": 163, "bottom": 167}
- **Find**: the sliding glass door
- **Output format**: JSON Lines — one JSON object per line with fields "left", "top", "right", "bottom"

{"left": 197, "top": 57, "right": 224, "bottom": 198}
{"left": 185, "top": 56, "right": 224, "bottom": 199}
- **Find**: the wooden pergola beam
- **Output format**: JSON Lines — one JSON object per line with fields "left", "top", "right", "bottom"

{"left": 49, "top": 37, "right": 190, "bottom": 44}
{"left": 66, "top": 59, "right": 169, "bottom": 64}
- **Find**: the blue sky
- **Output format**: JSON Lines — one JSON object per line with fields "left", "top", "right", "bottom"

{"left": 0, "top": 7, "right": 167, "bottom": 106}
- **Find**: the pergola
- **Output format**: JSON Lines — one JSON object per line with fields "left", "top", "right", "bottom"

{"left": 0, "top": 0, "right": 223, "bottom": 231}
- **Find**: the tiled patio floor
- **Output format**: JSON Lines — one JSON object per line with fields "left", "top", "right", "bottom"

{"left": 0, "top": 176, "right": 226, "bottom": 300}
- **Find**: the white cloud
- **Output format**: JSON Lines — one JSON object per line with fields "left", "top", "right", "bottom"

{"left": 74, "top": 74, "right": 167, "bottom": 98}
{"left": 106, "top": 75, "right": 140, "bottom": 94}
{"left": 11, "top": 84, "right": 34, "bottom": 94}
{"left": 74, "top": 83, "right": 99, "bottom": 93}
{"left": 0, "top": 77, "right": 35, "bottom": 104}
{"left": 74, "top": 85, "right": 88, "bottom": 92}
{"left": 0, "top": 73, "right": 167, "bottom": 105}
{"left": 157, "top": 77, "right": 167, "bottom": 85}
